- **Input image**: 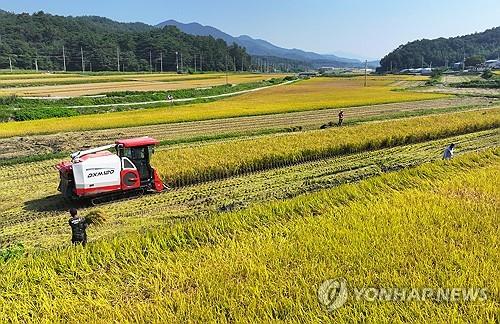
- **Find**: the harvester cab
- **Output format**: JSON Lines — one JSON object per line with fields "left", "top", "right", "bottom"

{"left": 56, "top": 137, "right": 165, "bottom": 203}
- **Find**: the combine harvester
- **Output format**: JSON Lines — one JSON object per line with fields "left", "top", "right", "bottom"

{"left": 56, "top": 137, "right": 167, "bottom": 205}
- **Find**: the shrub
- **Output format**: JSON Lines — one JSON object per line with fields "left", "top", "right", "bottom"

{"left": 12, "top": 107, "right": 79, "bottom": 121}
{"left": 481, "top": 70, "right": 494, "bottom": 79}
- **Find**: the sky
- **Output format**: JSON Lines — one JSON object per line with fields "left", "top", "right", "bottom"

{"left": 1, "top": 0, "right": 499, "bottom": 60}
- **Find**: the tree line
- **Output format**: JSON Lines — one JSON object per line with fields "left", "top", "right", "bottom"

{"left": 0, "top": 11, "right": 251, "bottom": 72}
{"left": 379, "top": 27, "right": 500, "bottom": 72}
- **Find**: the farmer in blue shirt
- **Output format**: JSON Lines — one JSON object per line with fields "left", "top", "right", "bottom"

{"left": 443, "top": 143, "right": 455, "bottom": 160}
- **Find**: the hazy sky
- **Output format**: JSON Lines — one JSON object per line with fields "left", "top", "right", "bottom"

{"left": 1, "top": 0, "right": 499, "bottom": 59}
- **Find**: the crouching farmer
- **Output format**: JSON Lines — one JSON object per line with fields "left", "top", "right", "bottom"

{"left": 68, "top": 208, "right": 89, "bottom": 246}
{"left": 443, "top": 143, "right": 455, "bottom": 160}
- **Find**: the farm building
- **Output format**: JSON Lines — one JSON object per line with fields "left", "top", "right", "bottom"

{"left": 485, "top": 59, "right": 500, "bottom": 69}
{"left": 399, "top": 67, "right": 432, "bottom": 75}
{"left": 298, "top": 71, "right": 318, "bottom": 78}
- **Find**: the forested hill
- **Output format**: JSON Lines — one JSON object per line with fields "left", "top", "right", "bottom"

{"left": 0, "top": 11, "right": 250, "bottom": 72}
{"left": 380, "top": 27, "right": 500, "bottom": 72}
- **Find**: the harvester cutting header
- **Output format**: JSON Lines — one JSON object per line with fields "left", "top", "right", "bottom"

{"left": 56, "top": 137, "right": 166, "bottom": 204}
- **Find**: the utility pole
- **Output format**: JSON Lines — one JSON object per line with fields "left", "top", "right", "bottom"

{"left": 35, "top": 57, "right": 38, "bottom": 72}
{"left": 200, "top": 53, "right": 202, "bottom": 72}
{"left": 116, "top": 46, "right": 120, "bottom": 72}
{"left": 8, "top": 56, "right": 12, "bottom": 72}
{"left": 81, "top": 47, "right": 85, "bottom": 72}
{"left": 233, "top": 56, "right": 236, "bottom": 72}
{"left": 421, "top": 56, "right": 424, "bottom": 69}
{"left": 160, "top": 52, "right": 163, "bottom": 73}
{"left": 89, "top": 61, "right": 92, "bottom": 72}
{"left": 462, "top": 50, "right": 465, "bottom": 72}
{"left": 194, "top": 54, "right": 197, "bottom": 72}
{"left": 364, "top": 60, "right": 368, "bottom": 87}
{"left": 180, "top": 52, "right": 183, "bottom": 72}
{"left": 175, "top": 51, "right": 179, "bottom": 72}
{"left": 241, "top": 58, "right": 244, "bottom": 72}
{"left": 62, "top": 45, "right": 66, "bottom": 72}
{"left": 225, "top": 55, "right": 228, "bottom": 85}
{"left": 149, "top": 50, "right": 152, "bottom": 73}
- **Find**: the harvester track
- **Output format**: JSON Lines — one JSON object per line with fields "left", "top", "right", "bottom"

{"left": 0, "top": 128, "right": 497, "bottom": 248}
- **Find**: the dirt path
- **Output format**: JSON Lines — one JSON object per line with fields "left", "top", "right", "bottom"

{"left": 0, "top": 96, "right": 494, "bottom": 160}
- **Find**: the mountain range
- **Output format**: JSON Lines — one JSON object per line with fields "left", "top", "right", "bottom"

{"left": 157, "top": 20, "right": 380, "bottom": 68}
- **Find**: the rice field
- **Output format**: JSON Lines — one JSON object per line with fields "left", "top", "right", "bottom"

{"left": 419, "top": 86, "right": 500, "bottom": 97}
{"left": 151, "top": 108, "right": 499, "bottom": 186}
{"left": 1, "top": 96, "right": 492, "bottom": 161}
{"left": 0, "top": 70, "right": 498, "bottom": 322}
{"left": 0, "top": 77, "right": 448, "bottom": 138}
{"left": 0, "top": 149, "right": 497, "bottom": 322}
{"left": 0, "top": 126, "right": 497, "bottom": 249}
{"left": 442, "top": 74, "right": 481, "bottom": 84}
{"left": 0, "top": 72, "right": 289, "bottom": 97}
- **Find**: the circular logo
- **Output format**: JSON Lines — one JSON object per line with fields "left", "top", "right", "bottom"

{"left": 318, "top": 277, "right": 348, "bottom": 311}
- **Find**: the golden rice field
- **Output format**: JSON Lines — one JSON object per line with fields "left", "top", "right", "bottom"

{"left": 0, "top": 77, "right": 447, "bottom": 138}
{"left": 442, "top": 74, "right": 480, "bottom": 84}
{"left": 0, "top": 72, "right": 289, "bottom": 97}
{"left": 0, "top": 128, "right": 496, "bottom": 250}
{"left": 152, "top": 108, "right": 500, "bottom": 185}
{"left": 0, "top": 72, "right": 223, "bottom": 92}
{"left": 350, "top": 74, "right": 430, "bottom": 82}
{"left": 2, "top": 96, "right": 491, "bottom": 161}
{"left": 0, "top": 72, "right": 83, "bottom": 80}
{"left": 0, "top": 72, "right": 211, "bottom": 85}
{"left": 0, "top": 150, "right": 497, "bottom": 322}
{"left": 0, "top": 70, "right": 497, "bottom": 322}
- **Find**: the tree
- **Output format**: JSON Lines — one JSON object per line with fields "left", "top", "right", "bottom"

{"left": 0, "top": 11, "right": 251, "bottom": 72}
{"left": 379, "top": 27, "right": 500, "bottom": 72}
{"left": 464, "top": 55, "right": 485, "bottom": 67}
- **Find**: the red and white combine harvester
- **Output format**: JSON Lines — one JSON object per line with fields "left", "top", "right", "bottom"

{"left": 56, "top": 137, "right": 166, "bottom": 204}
